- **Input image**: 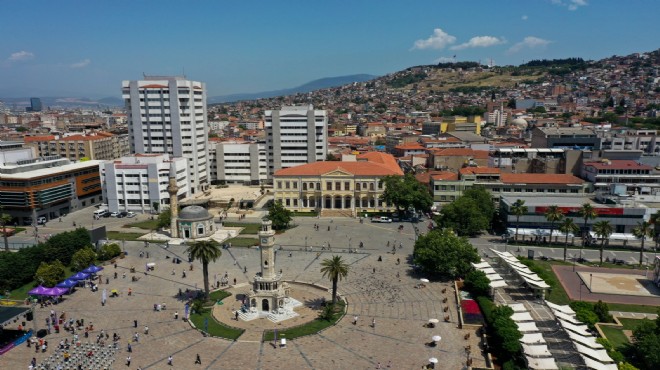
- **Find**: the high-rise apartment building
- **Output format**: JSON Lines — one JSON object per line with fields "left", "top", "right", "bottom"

{"left": 122, "top": 76, "right": 209, "bottom": 194}
{"left": 264, "top": 105, "right": 327, "bottom": 178}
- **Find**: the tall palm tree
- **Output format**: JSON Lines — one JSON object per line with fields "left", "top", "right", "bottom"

{"left": 186, "top": 240, "right": 222, "bottom": 299}
{"left": 544, "top": 205, "right": 564, "bottom": 244}
{"left": 558, "top": 218, "right": 580, "bottom": 261}
{"left": 632, "top": 221, "right": 653, "bottom": 266}
{"left": 578, "top": 203, "right": 598, "bottom": 247}
{"left": 320, "top": 255, "right": 349, "bottom": 305}
{"left": 650, "top": 211, "right": 660, "bottom": 254}
{"left": 510, "top": 199, "right": 528, "bottom": 243}
{"left": 0, "top": 209, "right": 12, "bottom": 252}
{"left": 593, "top": 221, "right": 613, "bottom": 264}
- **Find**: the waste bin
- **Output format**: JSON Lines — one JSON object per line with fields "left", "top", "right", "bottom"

{"left": 528, "top": 250, "right": 535, "bottom": 260}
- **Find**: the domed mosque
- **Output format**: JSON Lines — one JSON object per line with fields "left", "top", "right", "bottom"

{"left": 176, "top": 205, "right": 215, "bottom": 240}
{"left": 511, "top": 117, "right": 528, "bottom": 129}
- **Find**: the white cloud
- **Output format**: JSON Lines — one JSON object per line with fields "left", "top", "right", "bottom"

{"left": 412, "top": 28, "right": 456, "bottom": 50}
{"left": 8, "top": 51, "right": 34, "bottom": 61}
{"left": 70, "top": 59, "right": 91, "bottom": 68}
{"left": 522, "top": 15, "right": 529, "bottom": 20}
{"left": 434, "top": 57, "right": 455, "bottom": 64}
{"left": 551, "top": 0, "right": 587, "bottom": 11}
{"left": 507, "top": 36, "right": 552, "bottom": 54}
{"left": 450, "top": 36, "right": 506, "bottom": 51}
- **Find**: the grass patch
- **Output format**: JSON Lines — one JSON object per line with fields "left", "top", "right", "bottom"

{"left": 226, "top": 237, "right": 258, "bottom": 248}
{"left": 607, "top": 303, "right": 660, "bottom": 314}
{"left": 106, "top": 231, "right": 147, "bottom": 241}
{"left": 262, "top": 301, "right": 345, "bottom": 341}
{"left": 222, "top": 222, "right": 261, "bottom": 234}
{"left": 9, "top": 266, "right": 76, "bottom": 300}
{"left": 189, "top": 290, "right": 244, "bottom": 340}
{"left": 124, "top": 220, "right": 159, "bottom": 230}
{"left": 292, "top": 211, "right": 318, "bottom": 217}
{"left": 601, "top": 318, "right": 647, "bottom": 349}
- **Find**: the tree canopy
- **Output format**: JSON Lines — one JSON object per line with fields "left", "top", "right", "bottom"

{"left": 413, "top": 229, "right": 479, "bottom": 278}
{"left": 267, "top": 200, "right": 293, "bottom": 231}
{"left": 463, "top": 269, "right": 491, "bottom": 298}
{"left": 34, "top": 260, "right": 66, "bottom": 288}
{"left": 70, "top": 247, "right": 96, "bottom": 272}
{"left": 157, "top": 207, "right": 172, "bottom": 229}
{"left": 380, "top": 174, "right": 432, "bottom": 213}
{"left": 435, "top": 196, "right": 489, "bottom": 237}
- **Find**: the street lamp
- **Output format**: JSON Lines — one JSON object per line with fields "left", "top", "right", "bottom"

{"left": 589, "top": 273, "right": 593, "bottom": 291}
{"left": 348, "top": 237, "right": 351, "bottom": 250}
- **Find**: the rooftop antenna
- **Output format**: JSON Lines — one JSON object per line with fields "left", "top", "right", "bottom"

{"left": 182, "top": 67, "right": 186, "bottom": 79}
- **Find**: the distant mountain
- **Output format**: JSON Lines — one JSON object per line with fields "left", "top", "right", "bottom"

{"left": 0, "top": 96, "right": 123, "bottom": 109}
{"left": 208, "top": 74, "right": 377, "bottom": 104}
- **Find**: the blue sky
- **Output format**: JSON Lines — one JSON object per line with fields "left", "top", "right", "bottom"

{"left": 1, "top": 0, "right": 658, "bottom": 98}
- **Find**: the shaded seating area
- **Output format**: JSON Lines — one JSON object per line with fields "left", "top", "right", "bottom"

{"left": 471, "top": 261, "right": 508, "bottom": 290}
{"left": 503, "top": 303, "right": 558, "bottom": 370}
{"left": 489, "top": 249, "right": 550, "bottom": 299}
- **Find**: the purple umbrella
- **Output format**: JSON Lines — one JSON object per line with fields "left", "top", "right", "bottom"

{"left": 28, "top": 285, "right": 51, "bottom": 296}
{"left": 47, "top": 287, "right": 69, "bottom": 296}
{"left": 82, "top": 265, "right": 103, "bottom": 274}
{"left": 69, "top": 272, "right": 90, "bottom": 281}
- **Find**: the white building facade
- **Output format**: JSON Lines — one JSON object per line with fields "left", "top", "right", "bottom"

{"left": 211, "top": 141, "right": 268, "bottom": 185}
{"left": 264, "top": 105, "right": 327, "bottom": 179}
{"left": 101, "top": 154, "right": 189, "bottom": 213}
{"left": 122, "top": 76, "right": 209, "bottom": 194}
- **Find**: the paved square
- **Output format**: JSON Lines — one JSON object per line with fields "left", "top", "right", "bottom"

{"left": 578, "top": 271, "right": 660, "bottom": 297}
{"left": 1, "top": 217, "right": 481, "bottom": 370}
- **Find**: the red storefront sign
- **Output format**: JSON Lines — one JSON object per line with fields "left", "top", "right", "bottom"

{"left": 534, "top": 206, "right": 624, "bottom": 216}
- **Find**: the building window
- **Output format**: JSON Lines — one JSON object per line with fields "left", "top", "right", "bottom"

{"left": 197, "top": 225, "right": 205, "bottom": 235}
{"left": 285, "top": 198, "right": 290, "bottom": 206}
{"left": 356, "top": 183, "right": 361, "bottom": 191}
{"left": 277, "top": 181, "right": 282, "bottom": 189}
{"left": 344, "top": 181, "right": 350, "bottom": 191}
{"left": 316, "top": 183, "right": 321, "bottom": 190}
{"left": 335, "top": 181, "right": 341, "bottom": 191}
{"left": 285, "top": 181, "right": 290, "bottom": 189}
{"left": 302, "top": 183, "right": 307, "bottom": 191}
{"left": 293, "top": 199, "right": 298, "bottom": 206}
{"left": 370, "top": 183, "right": 375, "bottom": 191}
{"left": 293, "top": 182, "right": 297, "bottom": 189}
{"left": 326, "top": 181, "right": 332, "bottom": 190}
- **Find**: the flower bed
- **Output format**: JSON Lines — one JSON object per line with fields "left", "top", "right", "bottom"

{"left": 461, "top": 298, "right": 483, "bottom": 325}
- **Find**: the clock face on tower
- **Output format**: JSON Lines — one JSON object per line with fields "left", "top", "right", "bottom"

{"left": 261, "top": 238, "right": 269, "bottom": 244}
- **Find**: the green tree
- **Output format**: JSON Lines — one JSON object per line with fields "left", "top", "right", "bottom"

{"left": 157, "top": 207, "right": 172, "bottom": 229}
{"left": 98, "top": 243, "right": 122, "bottom": 261}
{"left": 267, "top": 200, "right": 292, "bottom": 231}
{"left": 491, "top": 305, "right": 523, "bottom": 358}
{"left": 186, "top": 240, "right": 222, "bottom": 299}
{"left": 70, "top": 247, "right": 96, "bottom": 272}
{"left": 464, "top": 269, "right": 491, "bottom": 298}
{"left": 436, "top": 197, "right": 489, "bottom": 237}
{"left": 544, "top": 205, "right": 564, "bottom": 244}
{"left": 413, "top": 229, "right": 479, "bottom": 278}
{"left": 0, "top": 209, "right": 12, "bottom": 252}
{"left": 320, "top": 255, "right": 349, "bottom": 305}
{"left": 632, "top": 320, "right": 660, "bottom": 369}
{"left": 509, "top": 199, "right": 528, "bottom": 242}
{"left": 578, "top": 203, "right": 598, "bottom": 247}
{"left": 592, "top": 300, "right": 613, "bottom": 323}
{"left": 593, "top": 220, "right": 613, "bottom": 264}
{"left": 558, "top": 218, "right": 579, "bottom": 261}
{"left": 34, "top": 260, "right": 66, "bottom": 287}
{"left": 42, "top": 228, "right": 91, "bottom": 265}
{"left": 464, "top": 186, "right": 496, "bottom": 222}
{"left": 633, "top": 221, "right": 653, "bottom": 266}
{"left": 380, "top": 174, "right": 433, "bottom": 214}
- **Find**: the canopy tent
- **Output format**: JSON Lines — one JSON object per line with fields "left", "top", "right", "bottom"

{"left": 567, "top": 331, "right": 603, "bottom": 349}
{"left": 520, "top": 333, "right": 546, "bottom": 344}
{"left": 82, "top": 265, "right": 104, "bottom": 274}
{"left": 574, "top": 343, "right": 614, "bottom": 363}
{"left": 516, "top": 322, "right": 540, "bottom": 332}
{"left": 481, "top": 267, "right": 497, "bottom": 275}
{"left": 69, "top": 272, "right": 90, "bottom": 281}
{"left": 526, "top": 356, "right": 558, "bottom": 370}
{"left": 512, "top": 312, "right": 534, "bottom": 322}
{"left": 472, "top": 262, "right": 491, "bottom": 269}
{"left": 558, "top": 319, "right": 591, "bottom": 336}
{"left": 522, "top": 344, "right": 552, "bottom": 358}
{"left": 506, "top": 303, "right": 528, "bottom": 312}
{"left": 581, "top": 355, "right": 618, "bottom": 370}
{"left": 490, "top": 280, "right": 508, "bottom": 288}
{"left": 55, "top": 279, "right": 79, "bottom": 289}
{"left": 28, "top": 286, "right": 68, "bottom": 296}
{"left": 545, "top": 301, "right": 575, "bottom": 315}
{"left": 552, "top": 311, "right": 582, "bottom": 325}
{"left": 485, "top": 273, "right": 504, "bottom": 281}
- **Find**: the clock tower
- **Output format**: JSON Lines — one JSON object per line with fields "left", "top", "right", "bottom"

{"left": 258, "top": 220, "right": 276, "bottom": 279}
{"left": 247, "top": 219, "right": 289, "bottom": 313}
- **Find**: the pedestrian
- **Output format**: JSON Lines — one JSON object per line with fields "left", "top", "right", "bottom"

{"left": 353, "top": 316, "right": 358, "bottom": 325}
{"left": 174, "top": 311, "right": 179, "bottom": 320}
{"left": 233, "top": 278, "right": 236, "bottom": 285}
{"left": 126, "top": 356, "right": 131, "bottom": 366}
{"left": 127, "top": 342, "right": 132, "bottom": 353}
{"left": 168, "top": 355, "right": 173, "bottom": 366}
{"left": 133, "top": 332, "right": 139, "bottom": 342}
{"left": 235, "top": 311, "right": 239, "bottom": 321}
{"left": 372, "top": 318, "right": 376, "bottom": 328}
{"left": 144, "top": 325, "right": 148, "bottom": 335}
{"left": 195, "top": 353, "right": 201, "bottom": 365}
{"left": 133, "top": 319, "right": 138, "bottom": 328}
{"left": 377, "top": 362, "right": 381, "bottom": 369}
{"left": 373, "top": 268, "right": 376, "bottom": 273}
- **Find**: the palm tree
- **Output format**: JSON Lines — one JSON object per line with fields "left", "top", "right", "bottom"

{"left": 558, "top": 218, "right": 579, "bottom": 261}
{"left": 510, "top": 199, "right": 528, "bottom": 243}
{"left": 578, "top": 203, "right": 598, "bottom": 247}
{"left": 186, "top": 240, "right": 222, "bottom": 299}
{"left": 320, "top": 255, "right": 349, "bottom": 305}
{"left": 632, "top": 221, "right": 653, "bottom": 266}
{"left": 650, "top": 211, "right": 660, "bottom": 254}
{"left": 593, "top": 221, "right": 613, "bottom": 264}
{"left": 0, "top": 209, "right": 12, "bottom": 252}
{"left": 544, "top": 205, "right": 564, "bottom": 244}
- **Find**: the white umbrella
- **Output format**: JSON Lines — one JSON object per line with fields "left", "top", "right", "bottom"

{"left": 428, "top": 318, "right": 439, "bottom": 324}
{"left": 429, "top": 358, "right": 439, "bottom": 363}
{"left": 432, "top": 335, "right": 441, "bottom": 342}
{"left": 420, "top": 278, "right": 430, "bottom": 283}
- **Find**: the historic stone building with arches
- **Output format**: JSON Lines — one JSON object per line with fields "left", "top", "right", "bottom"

{"left": 272, "top": 152, "right": 403, "bottom": 217}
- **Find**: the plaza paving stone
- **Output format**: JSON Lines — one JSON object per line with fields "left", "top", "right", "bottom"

{"left": 1, "top": 217, "right": 482, "bottom": 369}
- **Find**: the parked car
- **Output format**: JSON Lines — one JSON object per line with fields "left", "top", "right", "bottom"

{"left": 126, "top": 211, "right": 137, "bottom": 218}
{"left": 101, "top": 212, "right": 112, "bottom": 218}
{"left": 110, "top": 212, "right": 120, "bottom": 217}
{"left": 371, "top": 216, "right": 393, "bottom": 223}
{"left": 37, "top": 216, "right": 47, "bottom": 225}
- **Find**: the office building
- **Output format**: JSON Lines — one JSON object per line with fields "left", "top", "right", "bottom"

{"left": 264, "top": 105, "right": 327, "bottom": 178}
{"left": 122, "top": 76, "right": 209, "bottom": 194}
{"left": 101, "top": 154, "right": 189, "bottom": 213}
{"left": 210, "top": 141, "right": 268, "bottom": 185}
{"left": 24, "top": 132, "right": 130, "bottom": 161}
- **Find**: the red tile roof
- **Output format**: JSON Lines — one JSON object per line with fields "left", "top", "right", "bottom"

{"left": 433, "top": 148, "right": 489, "bottom": 159}
{"left": 583, "top": 160, "right": 653, "bottom": 171}
{"left": 459, "top": 167, "right": 501, "bottom": 175}
{"left": 500, "top": 173, "right": 584, "bottom": 185}
{"left": 24, "top": 135, "right": 56, "bottom": 142}
{"left": 430, "top": 172, "right": 459, "bottom": 181}
{"left": 274, "top": 152, "right": 403, "bottom": 177}
{"left": 395, "top": 143, "right": 425, "bottom": 150}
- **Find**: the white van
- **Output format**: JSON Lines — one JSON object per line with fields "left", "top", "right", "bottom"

{"left": 93, "top": 209, "right": 108, "bottom": 217}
